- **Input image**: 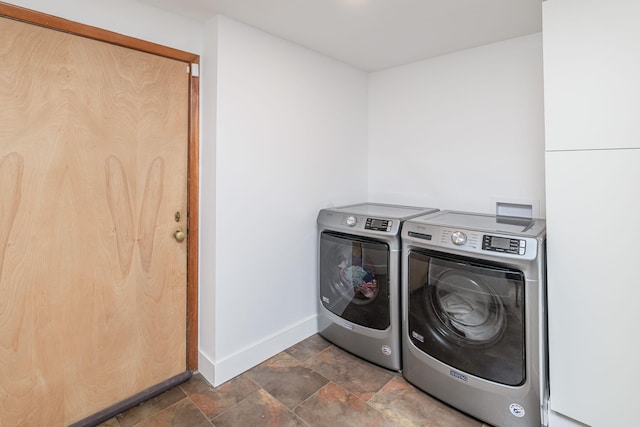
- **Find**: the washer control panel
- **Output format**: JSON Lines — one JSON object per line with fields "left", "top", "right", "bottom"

{"left": 365, "top": 217, "right": 392, "bottom": 232}
{"left": 405, "top": 224, "right": 538, "bottom": 260}
{"left": 482, "top": 235, "right": 526, "bottom": 255}
{"left": 440, "top": 229, "right": 480, "bottom": 249}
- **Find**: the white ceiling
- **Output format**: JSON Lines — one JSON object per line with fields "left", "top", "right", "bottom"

{"left": 138, "top": 0, "right": 542, "bottom": 71}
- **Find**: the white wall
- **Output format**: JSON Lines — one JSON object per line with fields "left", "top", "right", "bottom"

{"left": 197, "top": 16, "right": 219, "bottom": 384}
{"left": 200, "top": 16, "right": 368, "bottom": 385}
{"left": 368, "top": 33, "right": 545, "bottom": 217}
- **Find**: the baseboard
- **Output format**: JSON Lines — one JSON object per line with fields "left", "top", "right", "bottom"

{"left": 197, "top": 350, "right": 216, "bottom": 387}
{"left": 203, "top": 314, "right": 318, "bottom": 387}
{"left": 548, "top": 409, "right": 591, "bottom": 427}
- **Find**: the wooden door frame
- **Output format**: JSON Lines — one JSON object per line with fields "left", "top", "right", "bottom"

{"left": 0, "top": 2, "right": 200, "bottom": 370}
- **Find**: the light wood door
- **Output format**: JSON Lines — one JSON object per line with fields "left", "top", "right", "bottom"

{"left": 0, "top": 17, "right": 189, "bottom": 426}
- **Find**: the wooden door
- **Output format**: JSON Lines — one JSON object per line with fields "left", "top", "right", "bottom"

{"left": 0, "top": 16, "right": 189, "bottom": 426}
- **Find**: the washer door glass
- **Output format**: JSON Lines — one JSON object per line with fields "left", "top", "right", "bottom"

{"left": 407, "top": 249, "right": 525, "bottom": 386}
{"left": 320, "top": 231, "right": 390, "bottom": 330}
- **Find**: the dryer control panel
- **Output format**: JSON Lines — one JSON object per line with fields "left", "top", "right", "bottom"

{"left": 338, "top": 215, "right": 394, "bottom": 233}
{"left": 365, "top": 217, "right": 392, "bottom": 232}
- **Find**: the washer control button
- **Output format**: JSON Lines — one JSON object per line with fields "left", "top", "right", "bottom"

{"left": 451, "top": 231, "right": 467, "bottom": 246}
{"left": 346, "top": 216, "right": 357, "bottom": 227}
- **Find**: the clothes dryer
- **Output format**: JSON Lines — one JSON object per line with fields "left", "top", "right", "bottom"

{"left": 317, "top": 203, "right": 438, "bottom": 371}
{"left": 402, "top": 211, "right": 547, "bottom": 426}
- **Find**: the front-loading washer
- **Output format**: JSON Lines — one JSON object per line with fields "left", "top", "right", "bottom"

{"left": 317, "top": 203, "right": 439, "bottom": 371}
{"left": 401, "top": 210, "right": 548, "bottom": 426}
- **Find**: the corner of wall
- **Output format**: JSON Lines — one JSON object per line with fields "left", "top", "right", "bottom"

{"left": 211, "top": 314, "right": 318, "bottom": 386}
{"left": 197, "top": 350, "right": 216, "bottom": 386}
{"left": 198, "top": 11, "right": 219, "bottom": 378}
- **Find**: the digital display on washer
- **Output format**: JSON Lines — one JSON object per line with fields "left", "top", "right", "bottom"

{"left": 482, "top": 235, "right": 523, "bottom": 254}
{"left": 491, "top": 236, "right": 511, "bottom": 250}
{"left": 365, "top": 218, "right": 390, "bottom": 231}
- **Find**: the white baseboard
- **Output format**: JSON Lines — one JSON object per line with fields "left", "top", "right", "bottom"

{"left": 197, "top": 350, "right": 216, "bottom": 386}
{"left": 198, "top": 314, "right": 318, "bottom": 387}
{"left": 548, "top": 410, "right": 590, "bottom": 427}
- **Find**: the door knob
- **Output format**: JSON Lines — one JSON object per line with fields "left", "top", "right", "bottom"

{"left": 174, "top": 230, "right": 186, "bottom": 242}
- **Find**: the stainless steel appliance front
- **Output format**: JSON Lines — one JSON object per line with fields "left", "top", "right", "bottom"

{"left": 317, "top": 203, "right": 439, "bottom": 371}
{"left": 402, "top": 210, "right": 548, "bottom": 426}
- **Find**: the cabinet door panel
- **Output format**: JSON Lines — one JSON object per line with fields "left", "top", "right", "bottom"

{"left": 543, "top": 0, "right": 640, "bottom": 151}
{"left": 545, "top": 149, "right": 640, "bottom": 426}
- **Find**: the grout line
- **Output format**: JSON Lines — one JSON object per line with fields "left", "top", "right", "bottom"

{"left": 290, "top": 379, "right": 333, "bottom": 413}
{"left": 206, "top": 387, "right": 263, "bottom": 423}
{"left": 185, "top": 394, "right": 216, "bottom": 426}
{"left": 128, "top": 397, "right": 192, "bottom": 427}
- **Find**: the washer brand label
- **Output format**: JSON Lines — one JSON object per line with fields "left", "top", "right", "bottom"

{"left": 411, "top": 331, "right": 424, "bottom": 343}
{"left": 381, "top": 345, "right": 392, "bottom": 356}
{"left": 343, "top": 322, "right": 354, "bottom": 330}
{"left": 322, "top": 296, "right": 330, "bottom": 304}
{"left": 509, "top": 403, "right": 525, "bottom": 418}
{"left": 449, "top": 370, "right": 468, "bottom": 382}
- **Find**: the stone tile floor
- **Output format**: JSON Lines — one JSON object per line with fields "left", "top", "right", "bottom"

{"left": 98, "top": 334, "right": 489, "bottom": 427}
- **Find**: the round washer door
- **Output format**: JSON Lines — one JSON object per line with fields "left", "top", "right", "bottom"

{"left": 407, "top": 249, "right": 526, "bottom": 386}
{"left": 428, "top": 269, "right": 506, "bottom": 346}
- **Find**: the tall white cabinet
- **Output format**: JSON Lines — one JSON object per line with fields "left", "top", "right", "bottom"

{"left": 543, "top": 1, "right": 640, "bottom": 426}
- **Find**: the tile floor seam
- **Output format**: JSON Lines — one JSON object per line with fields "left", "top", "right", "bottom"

{"left": 287, "top": 377, "right": 332, "bottom": 414}
{"left": 288, "top": 380, "right": 340, "bottom": 427}
{"left": 127, "top": 396, "right": 190, "bottom": 427}
{"left": 288, "top": 406, "right": 312, "bottom": 427}
{"left": 211, "top": 385, "right": 311, "bottom": 427}
{"left": 303, "top": 348, "right": 398, "bottom": 405}
{"left": 207, "top": 387, "right": 263, "bottom": 424}
{"left": 362, "top": 398, "right": 396, "bottom": 425}
{"left": 367, "top": 374, "right": 397, "bottom": 402}
{"left": 294, "top": 379, "right": 398, "bottom": 427}
{"left": 186, "top": 394, "right": 216, "bottom": 426}
{"left": 341, "top": 379, "right": 397, "bottom": 423}
{"left": 249, "top": 381, "right": 313, "bottom": 424}
{"left": 308, "top": 343, "right": 335, "bottom": 360}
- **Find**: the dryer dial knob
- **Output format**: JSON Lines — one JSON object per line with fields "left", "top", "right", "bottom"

{"left": 451, "top": 231, "right": 467, "bottom": 245}
{"left": 346, "top": 216, "right": 357, "bottom": 227}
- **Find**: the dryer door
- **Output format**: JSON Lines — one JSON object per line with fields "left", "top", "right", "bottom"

{"left": 407, "top": 249, "right": 526, "bottom": 386}
{"left": 319, "top": 231, "right": 390, "bottom": 330}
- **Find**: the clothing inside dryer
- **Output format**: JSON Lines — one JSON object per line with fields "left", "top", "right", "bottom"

{"left": 407, "top": 249, "right": 525, "bottom": 386}
{"left": 337, "top": 246, "right": 379, "bottom": 300}
{"left": 320, "top": 231, "right": 390, "bottom": 330}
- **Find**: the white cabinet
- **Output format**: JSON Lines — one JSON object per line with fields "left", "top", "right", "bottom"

{"left": 543, "top": 0, "right": 640, "bottom": 151}
{"left": 544, "top": 1, "right": 640, "bottom": 426}
{"left": 545, "top": 150, "right": 640, "bottom": 427}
